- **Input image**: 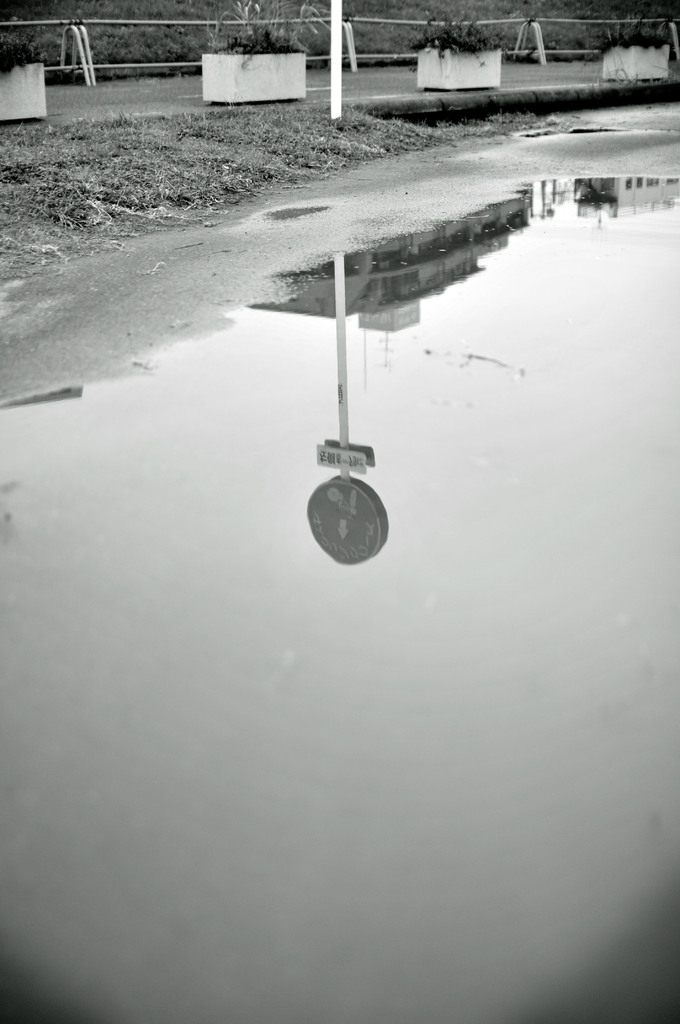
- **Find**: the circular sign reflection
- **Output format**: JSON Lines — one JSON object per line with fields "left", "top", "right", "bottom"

{"left": 307, "top": 476, "right": 389, "bottom": 565}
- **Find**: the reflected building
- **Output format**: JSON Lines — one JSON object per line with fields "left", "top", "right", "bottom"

{"left": 530, "top": 178, "right": 573, "bottom": 218}
{"left": 358, "top": 300, "right": 420, "bottom": 335}
{"left": 254, "top": 195, "right": 532, "bottom": 329}
{"left": 575, "top": 176, "right": 680, "bottom": 217}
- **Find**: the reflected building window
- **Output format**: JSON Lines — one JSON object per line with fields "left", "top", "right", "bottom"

{"left": 575, "top": 176, "right": 679, "bottom": 217}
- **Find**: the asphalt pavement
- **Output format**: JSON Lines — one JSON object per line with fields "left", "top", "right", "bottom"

{"left": 44, "top": 60, "right": 680, "bottom": 124}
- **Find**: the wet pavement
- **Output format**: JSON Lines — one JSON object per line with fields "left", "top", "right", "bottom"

{"left": 43, "top": 61, "right": 680, "bottom": 123}
{"left": 2, "top": 175, "right": 680, "bottom": 1023}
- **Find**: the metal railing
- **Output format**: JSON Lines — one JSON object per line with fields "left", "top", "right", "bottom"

{"left": 59, "top": 21, "right": 96, "bottom": 85}
{"left": 346, "top": 16, "right": 679, "bottom": 64}
{"left": 0, "top": 16, "right": 677, "bottom": 79}
{"left": 0, "top": 15, "right": 358, "bottom": 81}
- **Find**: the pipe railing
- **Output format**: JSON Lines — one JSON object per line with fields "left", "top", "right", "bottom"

{"left": 59, "top": 22, "right": 96, "bottom": 84}
{"left": 1, "top": 15, "right": 358, "bottom": 81}
{"left": 2, "top": 16, "right": 676, "bottom": 27}
{"left": 1, "top": 17, "right": 678, "bottom": 77}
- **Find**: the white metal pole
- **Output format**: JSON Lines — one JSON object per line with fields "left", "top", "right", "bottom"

{"left": 330, "top": 0, "right": 342, "bottom": 120}
{"left": 334, "top": 253, "right": 350, "bottom": 479}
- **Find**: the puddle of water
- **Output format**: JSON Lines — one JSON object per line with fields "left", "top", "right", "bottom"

{"left": 0, "top": 386, "right": 84, "bottom": 409}
{"left": 1, "top": 177, "right": 679, "bottom": 1024}
{"left": 266, "top": 204, "right": 331, "bottom": 220}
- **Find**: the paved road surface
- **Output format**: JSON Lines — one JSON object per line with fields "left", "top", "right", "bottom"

{"left": 45, "top": 61, "right": 606, "bottom": 122}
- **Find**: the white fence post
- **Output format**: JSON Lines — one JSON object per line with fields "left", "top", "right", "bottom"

{"left": 514, "top": 19, "right": 547, "bottom": 65}
{"left": 342, "top": 21, "right": 358, "bottom": 72}
{"left": 60, "top": 22, "right": 96, "bottom": 86}
{"left": 330, "top": 0, "right": 342, "bottom": 119}
{"left": 78, "top": 25, "right": 97, "bottom": 85}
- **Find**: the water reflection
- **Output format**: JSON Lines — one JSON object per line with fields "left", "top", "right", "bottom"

{"left": 258, "top": 176, "right": 679, "bottom": 368}
{"left": 1, "top": 175, "right": 679, "bottom": 1024}
{"left": 575, "top": 176, "right": 678, "bottom": 217}
{"left": 276, "top": 194, "right": 535, "bottom": 563}
{"left": 259, "top": 176, "right": 680, "bottom": 559}
{"left": 307, "top": 254, "right": 389, "bottom": 564}
{"left": 256, "top": 194, "right": 531, "bottom": 330}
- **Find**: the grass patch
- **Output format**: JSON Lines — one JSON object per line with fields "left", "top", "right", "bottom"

{"left": 0, "top": 105, "right": 540, "bottom": 277}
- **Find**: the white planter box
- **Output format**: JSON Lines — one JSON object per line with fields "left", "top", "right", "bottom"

{"left": 602, "top": 44, "right": 670, "bottom": 82}
{"left": 0, "top": 63, "right": 46, "bottom": 121}
{"left": 417, "top": 48, "right": 502, "bottom": 90}
{"left": 202, "top": 52, "right": 305, "bottom": 103}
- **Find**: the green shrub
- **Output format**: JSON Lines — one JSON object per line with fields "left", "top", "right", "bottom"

{"left": 411, "top": 17, "right": 503, "bottom": 55}
{"left": 600, "top": 17, "right": 670, "bottom": 50}
{"left": 207, "top": 1, "right": 321, "bottom": 55}
{"left": 0, "top": 33, "right": 45, "bottom": 73}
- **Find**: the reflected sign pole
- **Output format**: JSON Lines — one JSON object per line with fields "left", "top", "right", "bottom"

{"left": 334, "top": 252, "right": 350, "bottom": 477}
{"left": 316, "top": 252, "right": 374, "bottom": 476}
{"left": 330, "top": 0, "right": 342, "bottom": 120}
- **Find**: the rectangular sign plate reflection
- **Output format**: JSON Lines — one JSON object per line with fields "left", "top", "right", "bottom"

{"left": 316, "top": 445, "right": 368, "bottom": 474}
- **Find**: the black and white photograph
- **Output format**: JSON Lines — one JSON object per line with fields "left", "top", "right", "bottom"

{"left": 2, "top": 3, "right": 680, "bottom": 1023}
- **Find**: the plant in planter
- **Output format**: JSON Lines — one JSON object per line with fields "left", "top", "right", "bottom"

{"left": 412, "top": 17, "right": 503, "bottom": 91}
{"left": 0, "top": 33, "right": 47, "bottom": 121}
{"left": 600, "top": 18, "right": 671, "bottom": 82}
{"left": 202, "top": 0, "right": 319, "bottom": 104}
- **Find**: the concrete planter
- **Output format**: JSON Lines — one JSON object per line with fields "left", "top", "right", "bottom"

{"left": 602, "top": 44, "right": 670, "bottom": 82}
{"left": 0, "top": 63, "right": 46, "bottom": 121}
{"left": 202, "top": 52, "right": 306, "bottom": 103}
{"left": 417, "top": 48, "right": 502, "bottom": 90}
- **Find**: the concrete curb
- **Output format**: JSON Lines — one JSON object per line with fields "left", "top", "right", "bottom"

{"left": 353, "top": 80, "right": 680, "bottom": 120}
